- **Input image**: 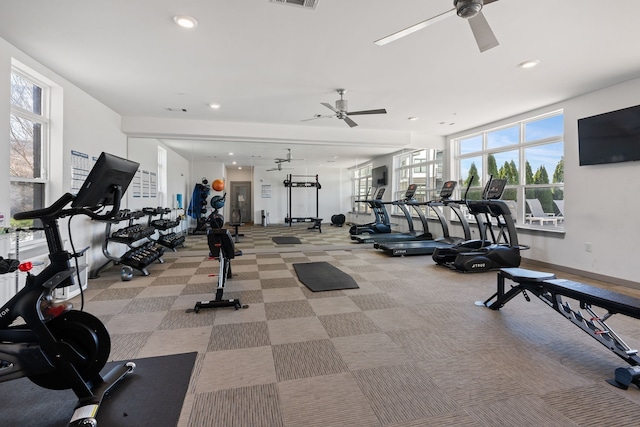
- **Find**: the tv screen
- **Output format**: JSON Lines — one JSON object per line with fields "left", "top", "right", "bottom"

{"left": 72, "top": 152, "right": 140, "bottom": 208}
{"left": 578, "top": 104, "right": 640, "bottom": 166}
{"left": 372, "top": 166, "right": 387, "bottom": 186}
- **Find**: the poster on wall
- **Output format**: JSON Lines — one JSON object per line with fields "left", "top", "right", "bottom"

{"left": 150, "top": 172, "right": 157, "bottom": 198}
{"left": 261, "top": 185, "right": 271, "bottom": 198}
{"left": 70, "top": 150, "right": 90, "bottom": 195}
{"left": 142, "top": 170, "right": 150, "bottom": 198}
{"left": 132, "top": 170, "right": 142, "bottom": 198}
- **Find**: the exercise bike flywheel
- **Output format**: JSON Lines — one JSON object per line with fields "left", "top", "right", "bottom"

{"left": 28, "top": 310, "right": 111, "bottom": 390}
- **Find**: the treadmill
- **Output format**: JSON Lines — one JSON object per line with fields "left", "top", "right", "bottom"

{"left": 349, "top": 187, "right": 391, "bottom": 235}
{"left": 352, "top": 184, "right": 431, "bottom": 243}
{"left": 374, "top": 181, "right": 472, "bottom": 256}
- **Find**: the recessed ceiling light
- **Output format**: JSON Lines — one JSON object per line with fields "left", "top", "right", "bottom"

{"left": 209, "top": 103, "right": 221, "bottom": 109}
{"left": 232, "top": 161, "right": 237, "bottom": 165}
{"left": 408, "top": 117, "right": 419, "bottom": 121}
{"left": 238, "top": 167, "right": 242, "bottom": 170}
{"left": 228, "top": 152, "right": 234, "bottom": 156}
{"left": 174, "top": 15, "right": 198, "bottom": 29}
{"left": 518, "top": 59, "right": 540, "bottom": 69}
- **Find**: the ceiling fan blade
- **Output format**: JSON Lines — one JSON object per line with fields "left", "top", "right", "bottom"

{"left": 343, "top": 116, "right": 358, "bottom": 128}
{"left": 301, "top": 114, "right": 334, "bottom": 122}
{"left": 468, "top": 11, "right": 499, "bottom": 52}
{"left": 483, "top": 0, "right": 499, "bottom": 5}
{"left": 321, "top": 102, "right": 339, "bottom": 113}
{"left": 347, "top": 109, "right": 387, "bottom": 116}
{"left": 374, "top": 8, "right": 456, "bottom": 46}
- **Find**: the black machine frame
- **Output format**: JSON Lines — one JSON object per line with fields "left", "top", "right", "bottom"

{"left": 1, "top": 152, "right": 137, "bottom": 426}
{"left": 478, "top": 267, "right": 640, "bottom": 389}
{"left": 284, "top": 174, "right": 322, "bottom": 231}
{"left": 432, "top": 177, "right": 527, "bottom": 272}
{"left": 189, "top": 229, "right": 248, "bottom": 312}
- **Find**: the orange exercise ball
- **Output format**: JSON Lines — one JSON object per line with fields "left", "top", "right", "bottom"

{"left": 212, "top": 179, "right": 225, "bottom": 192}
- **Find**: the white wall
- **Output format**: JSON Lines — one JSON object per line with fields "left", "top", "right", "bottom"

{"left": 0, "top": 37, "right": 127, "bottom": 271}
{"left": 0, "top": 40, "right": 11, "bottom": 257}
{"left": 127, "top": 137, "right": 190, "bottom": 211}
{"left": 252, "top": 165, "right": 346, "bottom": 226}
{"left": 3, "top": 33, "right": 639, "bottom": 286}
{"left": 448, "top": 76, "right": 640, "bottom": 285}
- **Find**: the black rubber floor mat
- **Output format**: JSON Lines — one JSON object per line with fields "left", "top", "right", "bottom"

{"left": 273, "top": 236, "right": 302, "bottom": 244}
{"left": 0, "top": 351, "right": 197, "bottom": 426}
{"left": 293, "top": 261, "right": 359, "bottom": 292}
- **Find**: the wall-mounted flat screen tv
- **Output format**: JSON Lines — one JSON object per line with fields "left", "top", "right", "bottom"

{"left": 372, "top": 165, "right": 387, "bottom": 186}
{"left": 578, "top": 104, "right": 640, "bottom": 166}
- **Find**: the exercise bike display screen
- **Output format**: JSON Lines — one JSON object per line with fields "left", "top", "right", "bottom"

{"left": 72, "top": 152, "right": 140, "bottom": 209}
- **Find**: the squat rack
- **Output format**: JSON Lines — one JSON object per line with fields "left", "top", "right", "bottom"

{"left": 284, "top": 174, "right": 321, "bottom": 227}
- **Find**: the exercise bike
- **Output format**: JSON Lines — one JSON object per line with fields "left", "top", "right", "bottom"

{"left": 0, "top": 152, "right": 139, "bottom": 426}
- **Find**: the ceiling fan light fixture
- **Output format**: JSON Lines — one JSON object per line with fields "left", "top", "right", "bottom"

{"left": 454, "top": 0, "right": 483, "bottom": 19}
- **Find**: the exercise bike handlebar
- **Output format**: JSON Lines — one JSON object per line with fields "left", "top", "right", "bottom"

{"left": 13, "top": 185, "right": 124, "bottom": 222}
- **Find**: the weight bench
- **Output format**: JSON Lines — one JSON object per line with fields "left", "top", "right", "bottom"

{"left": 308, "top": 218, "right": 322, "bottom": 233}
{"left": 189, "top": 228, "right": 248, "bottom": 312}
{"left": 477, "top": 267, "right": 640, "bottom": 389}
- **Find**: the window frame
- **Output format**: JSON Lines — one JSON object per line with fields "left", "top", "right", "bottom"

{"left": 351, "top": 163, "right": 373, "bottom": 214}
{"left": 9, "top": 67, "right": 51, "bottom": 231}
{"left": 452, "top": 111, "right": 564, "bottom": 230}
{"left": 393, "top": 149, "right": 444, "bottom": 216}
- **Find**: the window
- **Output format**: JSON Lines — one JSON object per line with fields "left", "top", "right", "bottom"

{"left": 10, "top": 69, "right": 50, "bottom": 228}
{"left": 351, "top": 164, "right": 372, "bottom": 214}
{"left": 453, "top": 112, "right": 564, "bottom": 228}
{"left": 393, "top": 149, "right": 443, "bottom": 214}
{"left": 157, "top": 146, "right": 167, "bottom": 207}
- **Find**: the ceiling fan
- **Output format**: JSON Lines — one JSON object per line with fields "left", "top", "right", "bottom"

{"left": 267, "top": 149, "right": 299, "bottom": 171}
{"left": 274, "top": 148, "right": 302, "bottom": 164}
{"left": 304, "top": 89, "right": 387, "bottom": 128}
{"left": 266, "top": 162, "right": 293, "bottom": 172}
{"left": 374, "top": 0, "right": 500, "bottom": 53}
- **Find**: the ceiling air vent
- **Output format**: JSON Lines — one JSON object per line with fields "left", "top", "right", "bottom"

{"left": 270, "top": 0, "right": 318, "bottom": 10}
{"left": 165, "top": 107, "right": 188, "bottom": 112}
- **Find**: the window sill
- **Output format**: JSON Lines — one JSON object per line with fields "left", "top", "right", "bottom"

{"left": 516, "top": 224, "right": 565, "bottom": 235}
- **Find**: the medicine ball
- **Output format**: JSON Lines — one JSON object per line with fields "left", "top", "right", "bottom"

{"left": 212, "top": 179, "right": 225, "bottom": 192}
{"left": 210, "top": 195, "right": 225, "bottom": 210}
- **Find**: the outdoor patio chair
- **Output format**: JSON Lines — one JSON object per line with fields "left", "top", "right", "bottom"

{"left": 525, "top": 199, "right": 559, "bottom": 226}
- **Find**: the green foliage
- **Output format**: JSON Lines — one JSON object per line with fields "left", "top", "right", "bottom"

{"left": 525, "top": 161, "right": 534, "bottom": 185}
{"left": 10, "top": 218, "right": 34, "bottom": 228}
{"left": 466, "top": 163, "right": 479, "bottom": 188}
{"left": 487, "top": 155, "right": 498, "bottom": 177}
{"left": 533, "top": 165, "right": 549, "bottom": 184}
{"left": 553, "top": 157, "right": 564, "bottom": 183}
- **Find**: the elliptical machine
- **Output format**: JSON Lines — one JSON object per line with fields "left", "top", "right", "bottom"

{"left": 432, "top": 176, "right": 527, "bottom": 272}
{"left": 0, "top": 152, "right": 138, "bottom": 426}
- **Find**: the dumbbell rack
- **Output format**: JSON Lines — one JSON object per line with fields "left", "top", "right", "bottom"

{"left": 90, "top": 209, "right": 165, "bottom": 279}
{"left": 144, "top": 207, "right": 186, "bottom": 251}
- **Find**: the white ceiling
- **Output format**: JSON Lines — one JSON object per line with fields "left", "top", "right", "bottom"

{"left": 1, "top": 0, "right": 639, "bottom": 170}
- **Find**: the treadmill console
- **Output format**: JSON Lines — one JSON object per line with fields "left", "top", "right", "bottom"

{"left": 374, "top": 187, "right": 386, "bottom": 200}
{"left": 439, "top": 181, "right": 457, "bottom": 200}
{"left": 404, "top": 183, "right": 418, "bottom": 200}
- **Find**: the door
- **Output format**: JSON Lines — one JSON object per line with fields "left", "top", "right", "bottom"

{"left": 230, "top": 181, "right": 252, "bottom": 224}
